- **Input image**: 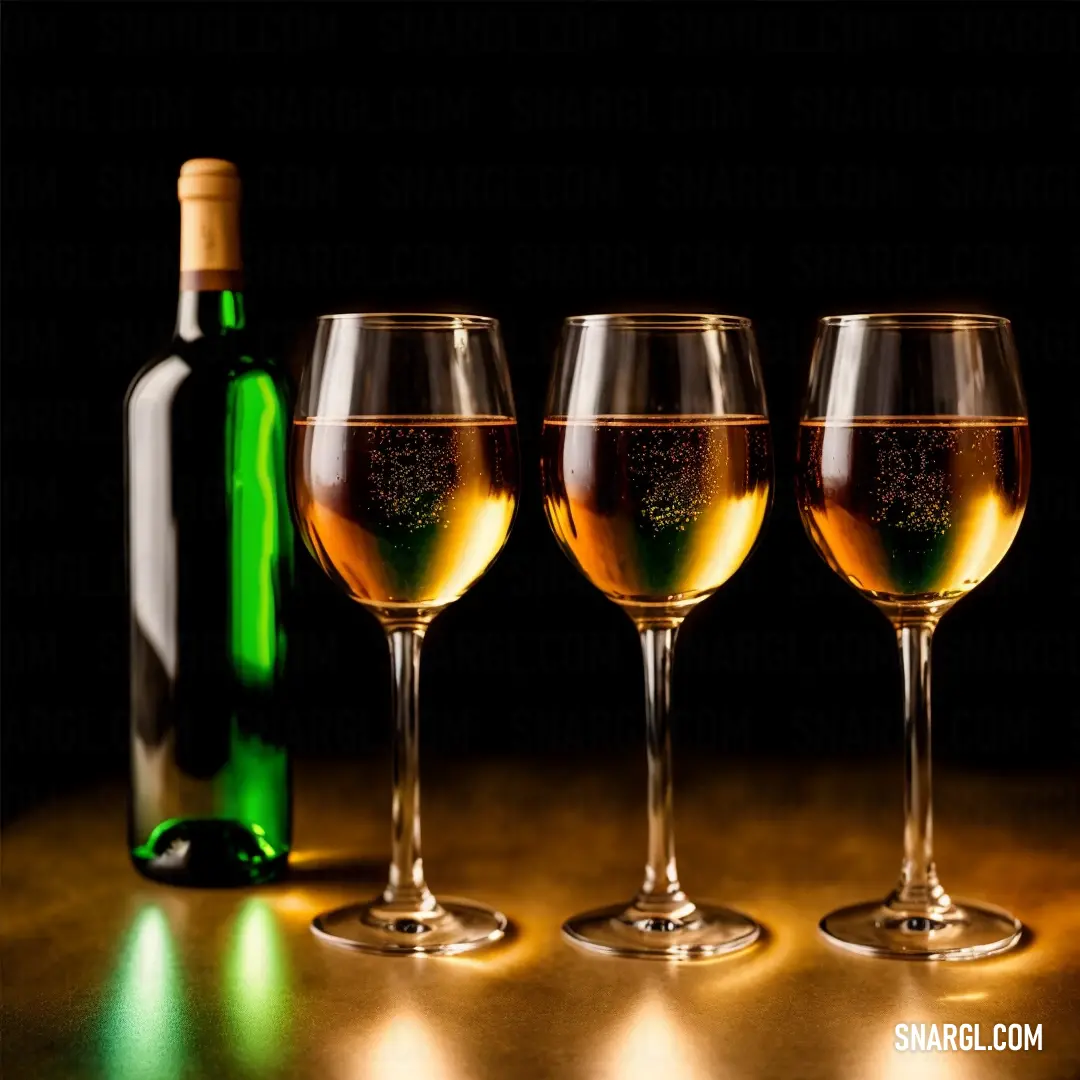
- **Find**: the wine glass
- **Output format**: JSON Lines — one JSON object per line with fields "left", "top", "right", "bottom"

{"left": 292, "top": 313, "right": 519, "bottom": 954}
{"left": 797, "top": 313, "right": 1031, "bottom": 960}
{"left": 541, "top": 313, "right": 772, "bottom": 959}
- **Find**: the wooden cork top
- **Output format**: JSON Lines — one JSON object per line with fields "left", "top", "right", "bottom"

{"left": 178, "top": 159, "right": 242, "bottom": 277}
{"left": 178, "top": 158, "right": 241, "bottom": 202}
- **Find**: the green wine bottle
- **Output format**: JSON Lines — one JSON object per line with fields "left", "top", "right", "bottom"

{"left": 125, "top": 159, "right": 293, "bottom": 885}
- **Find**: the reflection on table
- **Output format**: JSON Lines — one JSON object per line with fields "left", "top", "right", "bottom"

{"left": 2, "top": 759, "right": 1077, "bottom": 1080}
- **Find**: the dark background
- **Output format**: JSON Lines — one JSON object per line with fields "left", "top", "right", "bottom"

{"left": 3, "top": 2, "right": 1078, "bottom": 825}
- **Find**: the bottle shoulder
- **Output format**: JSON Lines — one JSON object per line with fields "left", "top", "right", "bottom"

{"left": 125, "top": 341, "right": 290, "bottom": 417}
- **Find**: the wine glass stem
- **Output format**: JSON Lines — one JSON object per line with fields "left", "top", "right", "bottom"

{"left": 894, "top": 621, "right": 945, "bottom": 910}
{"left": 383, "top": 626, "right": 435, "bottom": 912}
{"left": 637, "top": 625, "right": 687, "bottom": 912}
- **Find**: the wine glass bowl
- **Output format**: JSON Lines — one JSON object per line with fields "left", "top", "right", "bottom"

{"left": 797, "top": 313, "right": 1030, "bottom": 624}
{"left": 292, "top": 313, "right": 518, "bottom": 955}
{"left": 543, "top": 314, "right": 772, "bottom": 625}
{"left": 796, "top": 313, "right": 1030, "bottom": 960}
{"left": 293, "top": 314, "right": 519, "bottom": 626}
{"left": 542, "top": 313, "right": 772, "bottom": 959}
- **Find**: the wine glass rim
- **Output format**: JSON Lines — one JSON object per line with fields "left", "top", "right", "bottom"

{"left": 820, "top": 312, "right": 1010, "bottom": 329}
{"left": 565, "top": 313, "right": 752, "bottom": 330}
{"left": 316, "top": 312, "right": 499, "bottom": 330}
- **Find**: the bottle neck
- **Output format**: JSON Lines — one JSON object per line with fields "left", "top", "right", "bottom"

{"left": 174, "top": 278, "right": 246, "bottom": 342}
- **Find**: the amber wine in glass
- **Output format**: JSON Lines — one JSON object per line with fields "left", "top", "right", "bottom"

{"left": 799, "top": 418, "right": 1028, "bottom": 606}
{"left": 797, "top": 314, "right": 1030, "bottom": 960}
{"left": 542, "top": 315, "right": 772, "bottom": 960}
{"left": 293, "top": 416, "right": 517, "bottom": 609}
{"left": 292, "top": 315, "right": 518, "bottom": 955}
{"left": 543, "top": 417, "right": 772, "bottom": 606}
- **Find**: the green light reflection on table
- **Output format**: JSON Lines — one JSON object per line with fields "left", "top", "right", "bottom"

{"left": 224, "top": 898, "right": 291, "bottom": 1070}
{"left": 100, "top": 905, "right": 185, "bottom": 1080}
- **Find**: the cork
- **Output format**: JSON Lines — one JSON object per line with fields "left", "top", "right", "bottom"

{"left": 177, "top": 158, "right": 241, "bottom": 202}
{"left": 178, "top": 159, "right": 242, "bottom": 279}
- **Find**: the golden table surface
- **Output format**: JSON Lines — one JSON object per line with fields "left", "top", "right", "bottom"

{"left": 3, "top": 758, "right": 1078, "bottom": 1079}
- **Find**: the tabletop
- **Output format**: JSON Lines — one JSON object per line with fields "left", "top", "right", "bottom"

{"left": 3, "top": 757, "right": 1078, "bottom": 1079}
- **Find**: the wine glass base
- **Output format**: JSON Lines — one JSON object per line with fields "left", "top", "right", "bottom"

{"left": 819, "top": 898, "right": 1022, "bottom": 961}
{"left": 562, "top": 900, "right": 761, "bottom": 960}
{"left": 311, "top": 896, "right": 507, "bottom": 956}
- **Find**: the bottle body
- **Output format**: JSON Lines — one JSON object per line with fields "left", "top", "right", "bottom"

{"left": 126, "top": 161, "right": 293, "bottom": 886}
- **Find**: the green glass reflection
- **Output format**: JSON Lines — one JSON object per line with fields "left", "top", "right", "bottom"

{"left": 224, "top": 899, "right": 291, "bottom": 1071}
{"left": 219, "top": 289, "right": 246, "bottom": 332}
{"left": 218, "top": 718, "right": 289, "bottom": 859}
{"left": 218, "top": 364, "right": 293, "bottom": 862}
{"left": 100, "top": 905, "right": 186, "bottom": 1080}
{"left": 129, "top": 817, "right": 186, "bottom": 863}
{"left": 226, "top": 368, "right": 291, "bottom": 687}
